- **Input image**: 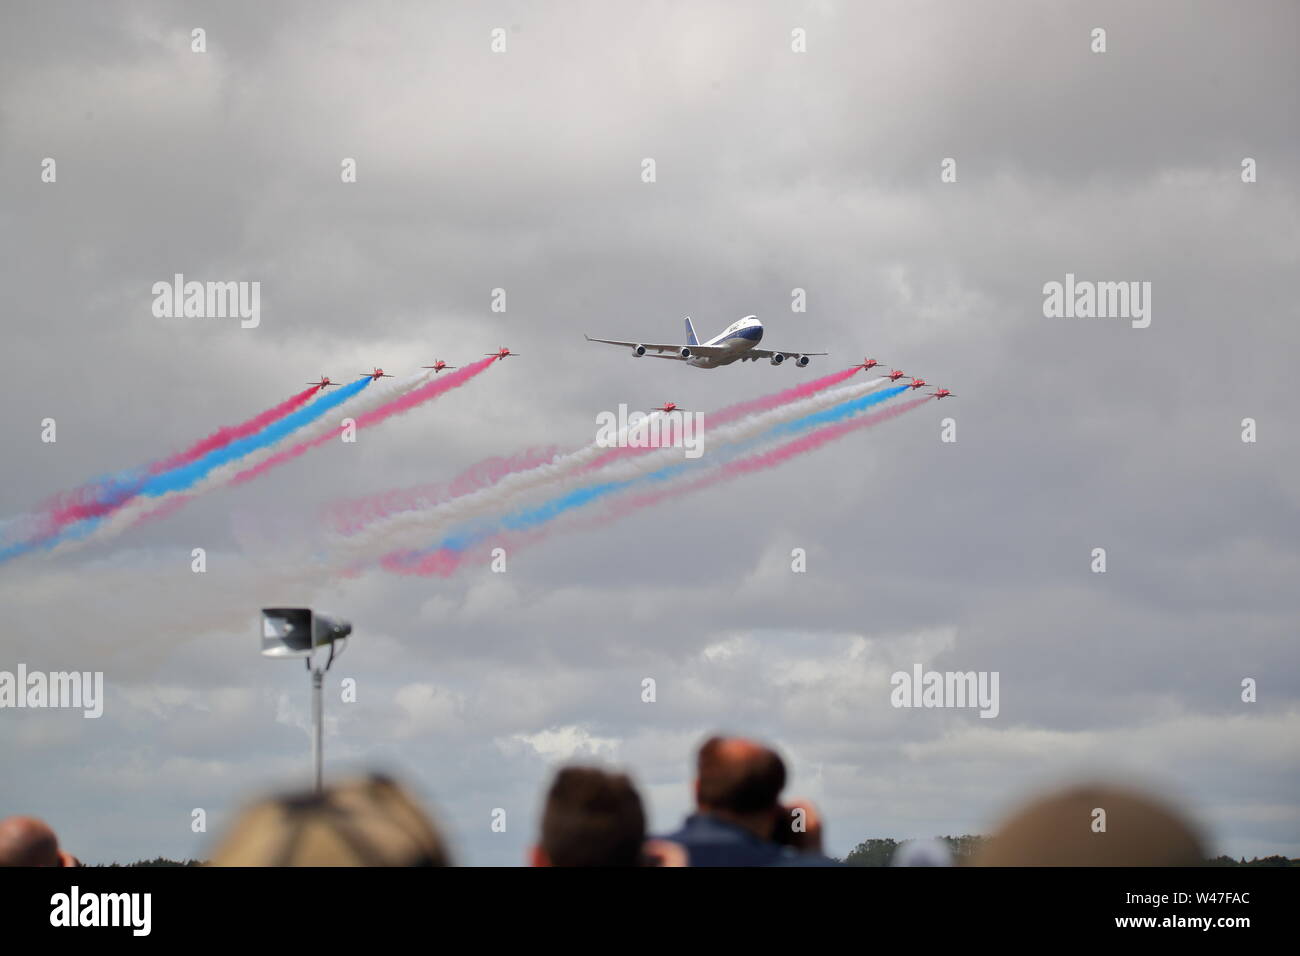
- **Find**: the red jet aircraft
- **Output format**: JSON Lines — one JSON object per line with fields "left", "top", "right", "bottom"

{"left": 361, "top": 368, "right": 393, "bottom": 380}
{"left": 908, "top": 377, "right": 928, "bottom": 390}
{"left": 421, "top": 360, "right": 457, "bottom": 373}
{"left": 306, "top": 376, "right": 337, "bottom": 391}
{"left": 886, "top": 369, "right": 906, "bottom": 382}
{"left": 854, "top": 358, "right": 881, "bottom": 372}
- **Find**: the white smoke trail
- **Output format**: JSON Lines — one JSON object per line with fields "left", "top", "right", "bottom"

{"left": 48, "top": 370, "right": 436, "bottom": 556}
{"left": 327, "top": 377, "right": 889, "bottom": 568}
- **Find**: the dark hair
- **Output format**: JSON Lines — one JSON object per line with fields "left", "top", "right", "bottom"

{"left": 540, "top": 767, "right": 646, "bottom": 867}
{"left": 696, "top": 736, "right": 786, "bottom": 814}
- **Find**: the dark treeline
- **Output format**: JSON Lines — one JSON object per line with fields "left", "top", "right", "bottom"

{"left": 840, "top": 836, "right": 1298, "bottom": 867}
{"left": 842, "top": 834, "right": 988, "bottom": 866}
{"left": 88, "top": 858, "right": 205, "bottom": 867}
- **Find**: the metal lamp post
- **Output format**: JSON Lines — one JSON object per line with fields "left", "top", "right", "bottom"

{"left": 260, "top": 608, "right": 352, "bottom": 794}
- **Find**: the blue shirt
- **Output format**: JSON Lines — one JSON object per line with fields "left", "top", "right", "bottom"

{"left": 661, "top": 813, "right": 838, "bottom": 867}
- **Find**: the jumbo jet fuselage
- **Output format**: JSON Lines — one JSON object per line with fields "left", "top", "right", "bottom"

{"left": 584, "top": 315, "right": 824, "bottom": 368}
{"left": 685, "top": 316, "right": 765, "bottom": 367}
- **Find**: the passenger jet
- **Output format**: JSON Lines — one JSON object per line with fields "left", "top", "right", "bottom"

{"left": 585, "top": 316, "right": 826, "bottom": 369}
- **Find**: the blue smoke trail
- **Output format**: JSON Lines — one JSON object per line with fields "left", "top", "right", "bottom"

{"left": 130, "top": 376, "right": 371, "bottom": 498}
{"left": 0, "top": 377, "right": 372, "bottom": 565}
{"left": 417, "top": 383, "right": 910, "bottom": 558}
{"left": 0, "top": 515, "right": 104, "bottom": 565}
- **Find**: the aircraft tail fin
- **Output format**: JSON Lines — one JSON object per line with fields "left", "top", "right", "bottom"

{"left": 683, "top": 316, "right": 699, "bottom": 346}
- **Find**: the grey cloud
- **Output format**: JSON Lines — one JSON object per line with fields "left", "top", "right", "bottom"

{"left": 0, "top": 0, "right": 1296, "bottom": 864}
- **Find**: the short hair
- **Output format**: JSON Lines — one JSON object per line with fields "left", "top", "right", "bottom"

{"left": 973, "top": 784, "right": 1206, "bottom": 866}
{"left": 696, "top": 736, "right": 786, "bottom": 815}
{"left": 540, "top": 767, "right": 646, "bottom": 867}
{"left": 0, "top": 817, "right": 61, "bottom": 867}
{"left": 209, "top": 774, "right": 451, "bottom": 867}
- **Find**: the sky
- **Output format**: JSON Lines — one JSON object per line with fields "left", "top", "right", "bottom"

{"left": 0, "top": 0, "right": 1297, "bottom": 866}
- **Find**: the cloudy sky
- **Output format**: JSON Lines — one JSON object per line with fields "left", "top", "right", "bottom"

{"left": 1, "top": 0, "right": 1297, "bottom": 865}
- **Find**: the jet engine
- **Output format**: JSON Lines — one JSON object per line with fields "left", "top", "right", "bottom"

{"left": 770, "top": 353, "right": 785, "bottom": 366}
{"left": 795, "top": 354, "right": 811, "bottom": 367}
{"left": 631, "top": 344, "right": 646, "bottom": 357}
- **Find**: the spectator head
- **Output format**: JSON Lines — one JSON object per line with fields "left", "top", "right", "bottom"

{"left": 532, "top": 766, "right": 646, "bottom": 867}
{"left": 0, "top": 816, "right": 75, "bottom": 867}
{"left": 891, "top": 838, "right": 954, "bottom": 867}
{"left": 972, "top": 783, "right": 1206, "bottom": 866}
{"left": 210, "top": 774, "right": 451, "bottom": 866}
{"left": 694, "top": 736, "right": 787, "bottom": 828}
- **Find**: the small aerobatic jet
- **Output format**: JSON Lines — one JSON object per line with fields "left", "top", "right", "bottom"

{"left": 854, "top": 358, "right": 881, "bottom": 372}
{"left": 485, "top": 347, "right": 518, "bottom": 361}
{"left": 361, "top": 368, "right": 393, "bottom": 380}
{"left": 931, "top": 388, "right": 954, "bottom": 400}
{"left": 307, "top": 376, "right": 337, "bottom": 391}
{"left": 422, "top": 360, "right": 457, "bottom": 373}
{"left": 585, "top": 316, "right": 826, "bottom": 369}
{"left": 886, "top": 369, "right": 906, "bottom": 382}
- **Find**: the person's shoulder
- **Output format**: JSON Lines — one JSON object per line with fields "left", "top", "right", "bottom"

{"left": 658, "top": 813, "right": 732, "bottom": 845}
{"left": 686, "top": 843, "right": 787, "bottom": 867}
{"left": 657, "top": 819, "right": 777, "bottom": 867}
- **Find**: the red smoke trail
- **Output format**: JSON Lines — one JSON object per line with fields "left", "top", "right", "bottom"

{"left": 580, "top": 366, "right": 865, "bottom": 473}
{"left": 617, "top": 395, "right": 933, "bottom": 512}
{"left": 379, "top": 524, "right": 553, "bottom": 577}
{"left": 327, "top": 446, "right": 565, "bottom": 535}
{"left": 149, "top": 386, "right": 319, "bottom": 474}
{"left": 229, "top": 357, "right": 497, "bottom": 487}
{"left": 36, "top": 483, "right": 140, "bottom": 535}
{"left": 332, "top": 367, "right": 866, "bottom": 532}
{"left": 708, "top": 365, "right": 864, "bottom": 425}
{"left": 28, "top": 386, "right": 321, "bottom": 538}
{"left": 387, "top": 393, "right": 930, "bottom": 577}
{"left": 134, "top": 493, "right": 194, "bottom": 525}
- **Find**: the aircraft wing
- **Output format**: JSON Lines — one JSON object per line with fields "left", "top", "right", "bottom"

{"left": 746, "top": 348, "right": 829, "bottom": 360}
{"left": 584, "top": 335, "right": 732, "bottom": 357}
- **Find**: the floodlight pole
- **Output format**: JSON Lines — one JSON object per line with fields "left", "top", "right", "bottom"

{"left": 310, "top": 663, "right": 324, "bottom": 794}
{"left": 306, "top": 637, "right": 344, "bottom": 795}
{"left": 262, "top": 608, "right": 351, "bottom": 798}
